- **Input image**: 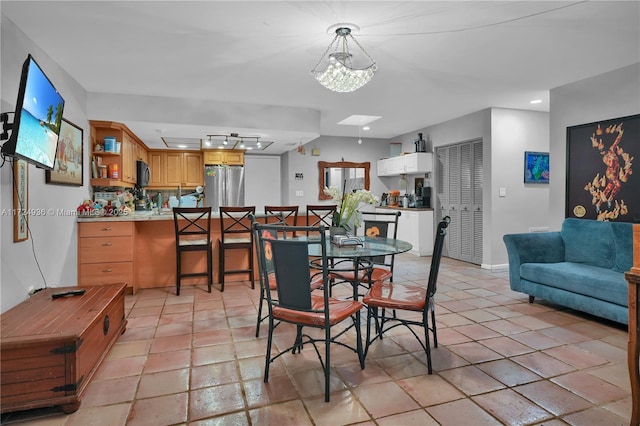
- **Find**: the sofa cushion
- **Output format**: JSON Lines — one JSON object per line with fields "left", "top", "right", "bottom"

{"left": 561, "top": 218, "right": 615, "bottom": 269}
{"left": 610, "top": 221, "right": 633, "bottom": 273}
{"left": 520, "top": 262, "right": 628, "bottom": 307}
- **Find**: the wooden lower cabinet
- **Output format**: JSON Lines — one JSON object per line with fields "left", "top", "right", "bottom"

{"left": 78, "top": 222, "right": 135, "bottom": 293}
{"left": 0, "top": 283, "right": 127, "bottom": 414}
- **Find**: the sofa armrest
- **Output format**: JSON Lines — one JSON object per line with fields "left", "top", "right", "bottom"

{"left": 503, "top": 232, "right": 565, "bottom": 291}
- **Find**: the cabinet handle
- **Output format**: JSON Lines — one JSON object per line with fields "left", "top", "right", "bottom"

{"left": 102, "top": 227, "right": 112, "bottom": 231}
{"left": 102, "top": 268, "right": 113, "bottom": 273}
{"left": 463, "top": 207, "right": 468, "bottom": 210}
{"left": 102, "top": 242, "right": 112, "bottom": 246}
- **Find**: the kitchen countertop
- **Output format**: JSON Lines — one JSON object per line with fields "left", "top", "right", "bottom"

{"left": 376, "top": 206, "right": 434, "bottom": 211}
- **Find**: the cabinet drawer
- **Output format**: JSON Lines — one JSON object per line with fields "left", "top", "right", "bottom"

{"left": 79, "top": 222, "right": 133, "bottom": 238}
{"left": 79, "top": 263, "right": 133, "bottom": 286}
{"left": 79, "top": 236, "right": 133, "bottom": 263}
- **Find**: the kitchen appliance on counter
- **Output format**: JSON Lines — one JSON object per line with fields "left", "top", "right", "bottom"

{"left": 413, "top": 133, "right": 431, "bottom": 153}
{"left": 415, "top": 186, "right": 431, "bottom": 208}
{"left": 136, "top": 160, "right": 150, "bottom": 187}
{"left": 204, "top": 165, "right": 245, "bottom": 211}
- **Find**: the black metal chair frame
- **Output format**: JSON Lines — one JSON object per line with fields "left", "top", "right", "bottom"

{"left": 172, "top": 207, "right": 213, "bottom": 296}
{"left": 363, "top": 216, "right": 450, "bottom": 374}
{"left": 254, "top": 222, "right": 365, "bottom": 402}
{"left": 306, "top": 204, "right": 337, "bottom": 228}
{"left": 330, "top": 210, "right": 401, "bottom": 287}
{"left": 218, "top": 206, "right": 256, "bottom": 292}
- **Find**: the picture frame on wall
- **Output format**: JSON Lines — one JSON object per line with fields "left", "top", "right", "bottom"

{"left": 45, "top": 118, "right": 83, "bottom": 186}
{"left": 13, "top": 158, "right": 29, "bottom": 242}
{"left": 524, "top": 151, "right": 550, "bottom": 184}
{"left": 566, "top": 114, "right": 639, "bottom": 222}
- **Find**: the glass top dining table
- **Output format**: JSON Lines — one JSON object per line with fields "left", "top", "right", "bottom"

{"left": 306, "top": 236, "right": 413, "bottom": 300}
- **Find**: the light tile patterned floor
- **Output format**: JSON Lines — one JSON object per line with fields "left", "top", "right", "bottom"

{"left": 2, "top": 255, "right": 633, "bottom": 425}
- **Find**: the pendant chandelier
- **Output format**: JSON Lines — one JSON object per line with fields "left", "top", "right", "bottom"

{"left": 311, "top": 24, "right": 377, "bottom": 93}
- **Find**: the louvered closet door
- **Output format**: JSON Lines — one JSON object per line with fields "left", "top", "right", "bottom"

{"left": 472, "top": 141, "right": 483, "bottom": 264}
{"left": 435, "top": 139, "right": 483, "bottom": 265}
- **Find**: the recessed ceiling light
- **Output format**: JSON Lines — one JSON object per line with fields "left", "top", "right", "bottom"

{"left": 177, "top": 144, "right": 188, "bottom": 148}
{"left": 530, "top": 99, "right": 542, "bottom": 104}
{"left": 362, "top": 126, "right": 370, "bottom": 131}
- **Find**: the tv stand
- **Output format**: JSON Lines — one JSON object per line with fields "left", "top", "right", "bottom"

{"left": 0, "top": 283, "right": 126, "bottom": 414}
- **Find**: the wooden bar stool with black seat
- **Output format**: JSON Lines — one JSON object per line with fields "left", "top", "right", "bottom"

{"left": 219, "top": 206, "right": 256, "bottom": 292}
{"left": 172, "top": 207, "right": 213, "bottom": 296}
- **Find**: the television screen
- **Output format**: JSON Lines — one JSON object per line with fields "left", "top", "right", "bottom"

{"left": 1, "top": 54, "right": 65, "bottom": 170}
{"left": 524, "top": 151, "right": 550, "bottom": 184}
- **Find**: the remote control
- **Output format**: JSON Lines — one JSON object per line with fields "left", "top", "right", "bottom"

{"left": 51, "top": 289, "right": 86, "bottom": 299}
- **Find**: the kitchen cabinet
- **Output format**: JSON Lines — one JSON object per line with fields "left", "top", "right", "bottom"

{"left": 203, "top": 150, "right": 244, "bottom": 166}
{"left": 376, "top": 207, "right": 434, "bottom": 256}
{"left": 376, "top": 153, "right": 432, "bottom": 177}
{"left": 147, "top": 150, "right": 203, "bottom": 188}
{"left": 77, "top": 222, "right": 136, "bottom": 293}
{"left": 89, "top": 121, "right": 148, "bottom": 188}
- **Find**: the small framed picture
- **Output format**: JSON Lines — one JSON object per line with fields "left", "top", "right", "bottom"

{"left": 524, "top": 151, "right": 549, "bottom": 184}
{"left": 46, "top": 118, "right": 83, "bottom": 186}
{"left": 13, "top": 158, "right": 29, "bottom": 242}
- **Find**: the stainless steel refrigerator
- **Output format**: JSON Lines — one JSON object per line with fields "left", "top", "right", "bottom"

{"left": 204, "top": 165, "right": 245, "bottom": 210}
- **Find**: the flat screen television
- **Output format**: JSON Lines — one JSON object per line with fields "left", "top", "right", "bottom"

{"left": 1, "top": 54, "right": 65, "bottom": 170}
{"left": 524, "top": 151, "right": 550, "bottom": 184}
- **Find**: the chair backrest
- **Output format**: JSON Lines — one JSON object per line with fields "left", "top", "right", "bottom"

{"left": 254, "top": 223, "right": 328, "bottom": 313}
{"left": 173, "top": 207, "right": 212, "bottom": 244}
{"left": 359, "top": 210, "right": 401, "bottom": 266}
{"left": 219, "top": 206, "right": 256, "bottom": 243}
{"left": 426, "top": 216, "right": 451, "bottom": 300}
{"left": 264, "top": 205, "right": 299, "bottom": 226}
{"left": 306, "top": 204, "right": 338, "bottom": 227}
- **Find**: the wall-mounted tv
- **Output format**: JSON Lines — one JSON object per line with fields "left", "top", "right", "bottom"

{"left": 1, "top": 54, "right": 65, "bottom": 170}
{"left": 524, "top": 151, "right": 549, "bottom": 184}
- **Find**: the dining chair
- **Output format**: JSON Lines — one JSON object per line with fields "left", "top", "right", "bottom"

{"left": 306, "top": 204, "right": 337, "bottom": 230}
{"left": 254, "top": 222, "right": 364, "bottom": 402}
{"left": 172, "top": 207, "right": 213, "bottom": 296}
{"left": 264, "top": 205, "right": 299, "bottom": 236}
{"left": 218, "top": 206, "right": 256, "bottom": 292}
{"left": 362, "top": 216, "right": 450, "bottom": 374}
{"left": 252, "top": 215, "right": 324, "bottom": 337}
{"left": 330, "top": 210, "right": 401, "bottom": 290}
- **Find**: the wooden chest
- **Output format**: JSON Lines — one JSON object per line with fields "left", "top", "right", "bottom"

{"left": 0, "top": 283, "right": 127, "bottom": 414}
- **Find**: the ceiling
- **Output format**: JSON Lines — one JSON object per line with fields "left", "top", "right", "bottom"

{"left": 3, "top": 1, "right": 639, "bottom": 155}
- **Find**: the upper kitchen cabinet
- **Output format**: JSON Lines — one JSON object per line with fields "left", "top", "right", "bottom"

{"left": 147, "top": 151, "right": 203, "bottom": 189}
{"left": 90, "top": 121, "right": 148, "bottom": 187}
{"left": 203, "top": 150, "right": 244, "bottom": 166}
{"left": 377, "top": 152, "right": 432, "bottom": 177}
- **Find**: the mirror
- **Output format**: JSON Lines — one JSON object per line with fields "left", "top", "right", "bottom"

{"left": 318, "top": 161, "right": 371, "bottom": 200}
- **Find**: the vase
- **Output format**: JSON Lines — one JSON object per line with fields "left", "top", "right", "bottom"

{"left": 329, "top": 226, "right": 348, "bottom": 237}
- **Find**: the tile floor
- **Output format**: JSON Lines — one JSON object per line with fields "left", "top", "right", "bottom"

{"left": 2, "top": 254, "right": 633, "bottom": 425}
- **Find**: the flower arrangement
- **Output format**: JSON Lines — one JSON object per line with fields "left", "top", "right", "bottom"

{"left": 324, "top": 185, "right": 379, "bottom": 232}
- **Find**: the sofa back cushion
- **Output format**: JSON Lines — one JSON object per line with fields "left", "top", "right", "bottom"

{"left": 561, "top": 218, "right": 615, "bottom": 269}
{"left": 611, "top": 221, "right": 633, "bottom": 273}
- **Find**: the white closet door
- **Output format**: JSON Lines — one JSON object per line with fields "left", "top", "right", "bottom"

{"left": 435, "top": 139, "right": 483, "bottom": 265}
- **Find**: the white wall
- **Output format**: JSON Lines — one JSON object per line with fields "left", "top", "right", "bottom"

{"left": 283, "top": 135, "right": 390, "bottom": 208}
{"left": 1, "top": 15, "right": 90, "bottom": 312}
{"left": 549, "top": 63, "right": 640, "bottom": 230}
{"left": 244, "top": 155, "right": 281, "bottom": 209}
{"left": 393, "top": 108, "right": 551, "bottom": 269}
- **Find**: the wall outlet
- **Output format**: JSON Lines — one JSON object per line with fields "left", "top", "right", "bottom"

{"left": 296, "top": 190, "right": 303, "bottom": 197}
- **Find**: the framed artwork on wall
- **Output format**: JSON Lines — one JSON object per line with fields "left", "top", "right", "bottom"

{"left": 566, "top": 114, "right": 639, "bottom": 222}
{"left": 524, "top": 151, "right": 550, "bottom": 184}
{"left": 45, "top": 118, "right": 83, "bottom": 186}
{"left": 13, "top": 158, "right": 29, "bottom": 242}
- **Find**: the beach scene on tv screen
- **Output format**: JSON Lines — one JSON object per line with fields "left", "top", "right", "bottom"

{"left": 15, "top": 59, "right": 64, "bottom": 169}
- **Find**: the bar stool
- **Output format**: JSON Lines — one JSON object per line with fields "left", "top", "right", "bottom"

{"left": 219, "top": 206, "right": 256, "bottom": 292}
{"left": 172, "top": 207, "right": 213, "bottom": 296}
{"left": 265, "top": 205, "right": 299, "bottom": 236}
{"left": 306, "top": 204, "right": 337, "bottom": 230}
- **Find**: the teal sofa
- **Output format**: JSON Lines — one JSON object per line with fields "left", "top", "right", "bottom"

{"left": 503, "top": 218, "right": 633, "bottom": 324}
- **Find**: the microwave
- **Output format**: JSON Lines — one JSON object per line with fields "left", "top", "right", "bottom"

{"left": 136, "top": 160, "right": 150, "bottom": 187}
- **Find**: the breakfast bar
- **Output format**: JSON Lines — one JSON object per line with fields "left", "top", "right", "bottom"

{"left": 77, "top": 212, "right": 285, "bottom": 293}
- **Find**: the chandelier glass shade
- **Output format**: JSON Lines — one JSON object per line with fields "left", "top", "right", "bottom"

{"left": 311, "top": 26, "right": 377, "bottom": 93}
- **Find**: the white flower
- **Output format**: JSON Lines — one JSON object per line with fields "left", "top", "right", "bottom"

{"left": 324, "top": 186, "right": 379, "bottom": 231}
